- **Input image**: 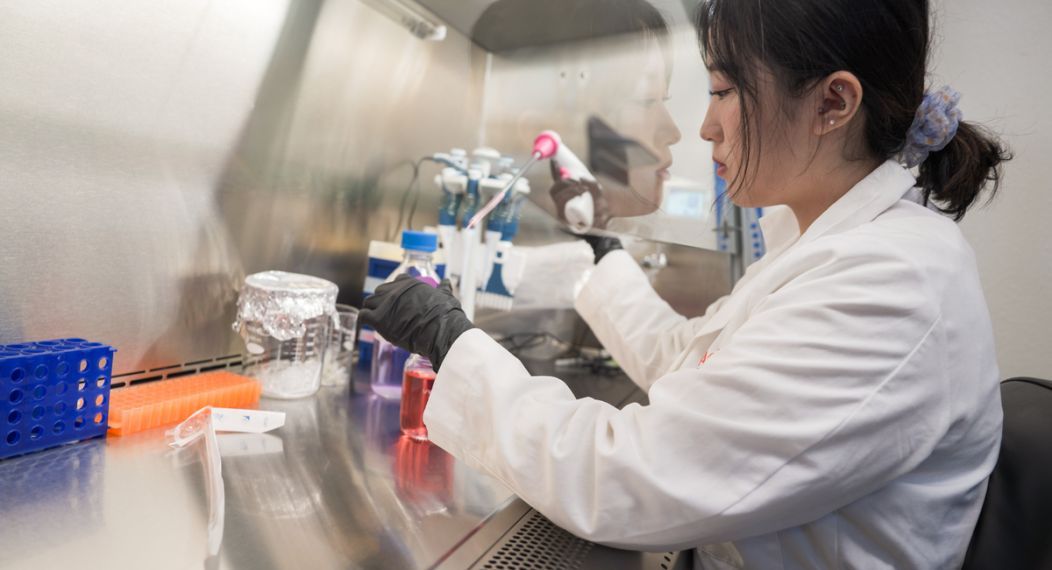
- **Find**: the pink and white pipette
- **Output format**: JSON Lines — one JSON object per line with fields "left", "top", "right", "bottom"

{"left": 465, "top": 131, "right": 596, "bottom": 234}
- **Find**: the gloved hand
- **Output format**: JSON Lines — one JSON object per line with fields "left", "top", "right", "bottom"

{"left": 580, "top": 234, "right": 623, "bottom": 263}
{"left": 359, "top": 275, "right": 474, "bottom": 371}
{"left": 548, "top": 160, "right": 613, "bottom": 231}
{"left": 549, "top": 161, "right": 623, "bottom": 263}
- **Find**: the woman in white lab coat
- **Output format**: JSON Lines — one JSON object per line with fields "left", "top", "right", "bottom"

{"left": 360, "top": 0, "right": 1012, "bottom": 567}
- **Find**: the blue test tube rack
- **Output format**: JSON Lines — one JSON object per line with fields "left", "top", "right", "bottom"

{"left": 0, "top": 339, "right": 116, "bottom": 460}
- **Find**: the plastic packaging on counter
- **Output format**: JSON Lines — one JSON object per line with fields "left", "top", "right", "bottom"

{"left": 167, "top": 406, "right": 287, "bottom": 557}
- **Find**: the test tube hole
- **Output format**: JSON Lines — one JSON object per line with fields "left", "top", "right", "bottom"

{"left": 76, "top": 397, "right": 84, "bottom": 411}
{"left": 5, "top": 431, "right": 19, "bottom": 445}
{"left": 53, "top": 421, "right": 65, "bottom": 434}
{"left": 8, "top": 390, "right": 23, "bottom": 404}
{"left": 56, "top": 362, "right": 69, "bottom": 377}
{"left": 79, "top": 360, "right": 88, "bottom": 373}
{"left": 34, "top": 364, "right": 48, "bottom": 379}
{"left": 98, "top": 357, "right": 108, "bottom": 370}
{"left": 93, "top": 413, "right": 103, "bottom": 425}
{"left": 74, "top": 417, "right": 84, "bottom": 429}
{"left": 96, "top": 376, "right": 106, "bottom": 389}
{"left": 29, "top": 426, "right": 42, "bottom": 440}
{"left": 10, "top": 368, "right": 24, "bottom": 383}
{"left": 7, "top": 410, "right": 21, "bottom": 424}
{"left": 94, "top": 394, "right": 104, "bottom": 407}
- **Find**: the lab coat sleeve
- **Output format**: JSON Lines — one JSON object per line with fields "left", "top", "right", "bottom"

{"left": 423, "top": 240, "right": 948, "bottom": 550}
{"left": 504, "top": 240, "right": 596, "bottom": 310}
{"left": 574, "top": 250, "right": 730, "bottom": 389}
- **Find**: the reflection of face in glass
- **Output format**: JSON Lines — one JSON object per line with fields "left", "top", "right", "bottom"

{"left": 470, "top": 0, "right": 686, "bottom": 229}
{"left": 592, "top": 37, "right": 682, "bottom": 219}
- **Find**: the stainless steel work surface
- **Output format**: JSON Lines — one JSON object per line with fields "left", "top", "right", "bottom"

{"left": 0, "top": 367, "right": 647, "bottom": 570}
{"left": 0, "top": 386, "right": 512, "bottom": 569}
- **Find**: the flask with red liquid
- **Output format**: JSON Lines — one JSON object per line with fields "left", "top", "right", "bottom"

{"left": 400, "top": 353, "right": 437, "bottom": 441}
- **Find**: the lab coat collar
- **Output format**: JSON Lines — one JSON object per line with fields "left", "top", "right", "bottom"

{"left": 758, "top": 160, "right": 917, "bottom": 251}
{"left": 694, "top": 161, "right": 917, "bottom": 343}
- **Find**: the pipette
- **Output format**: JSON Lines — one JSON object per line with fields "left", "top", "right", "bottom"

{"left": 465, "top": 130, "right": 596, "bottom": 233}
{"left": 465, "top": 157, "right": 536, "bottom": 230}
{"left": 532, "top": 130, "right": 596, "bottom": 233}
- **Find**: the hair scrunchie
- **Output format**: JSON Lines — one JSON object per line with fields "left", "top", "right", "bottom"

{"left": 900, "top": 86, "right": 963, "bottom": 168}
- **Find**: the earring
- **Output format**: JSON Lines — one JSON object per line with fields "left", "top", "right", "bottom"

{"left": 829, "top": 119, "right": 835, "bottom": 125}
{"left": 835, "top": 84, "right": 844, "bottom": 92}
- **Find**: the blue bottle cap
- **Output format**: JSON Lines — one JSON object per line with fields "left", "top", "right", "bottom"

{"left": 401, "top": 230, "right": 438, "bottom": 252}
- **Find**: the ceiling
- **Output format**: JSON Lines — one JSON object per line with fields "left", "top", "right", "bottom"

{"left": 414, "top": 0, "right": 699, "bottom": 51}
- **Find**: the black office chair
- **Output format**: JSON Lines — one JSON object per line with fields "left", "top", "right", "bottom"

{"left": 963, "top": 377, "right": 1052, "bottom": 570}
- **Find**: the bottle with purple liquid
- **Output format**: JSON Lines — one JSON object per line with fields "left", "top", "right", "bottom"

{"left": 371, "top": 230, "right": 441, "bottom": 400}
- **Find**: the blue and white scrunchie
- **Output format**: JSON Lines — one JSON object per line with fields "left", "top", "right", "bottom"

{"left": 901, "top": 86, "right": 963, "bottom": 168}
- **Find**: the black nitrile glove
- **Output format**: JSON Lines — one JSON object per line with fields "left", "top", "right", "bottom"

{"left": 359, "top": 275, "right": 474, "bottom": 371}
{"left": 581, "top": 234, "right": 623, "bottom": 263}
{"left": 548, "top": 159, "right": 614, "bottom": 231}
{"left": 548, "top": 160, "right": 622, "bottom": 263}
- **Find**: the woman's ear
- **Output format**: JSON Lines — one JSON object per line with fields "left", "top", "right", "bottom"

{"left": 813, "top": 71, "right": 863, "bottom": 136}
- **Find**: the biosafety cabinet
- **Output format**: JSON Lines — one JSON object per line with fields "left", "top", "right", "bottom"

{"left": 0, "top": 1, "right": 734, "bottom": 567}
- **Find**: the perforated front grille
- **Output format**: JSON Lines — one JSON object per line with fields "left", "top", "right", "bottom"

{"left": 479, "top": 511, "right": 594, "bottom": 570}
{"left": 109, "top": 353, "right": 242, "bottom": 388}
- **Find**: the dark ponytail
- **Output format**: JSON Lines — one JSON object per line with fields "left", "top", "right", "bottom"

{"left": 696, "top": 0, "right": 1011, "bottom": 221}
{"left": 917, "top": 121, "right": 1011, "bottom": 221}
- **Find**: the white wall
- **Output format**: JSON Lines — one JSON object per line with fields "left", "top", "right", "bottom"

{"left": 931, "top": 0, "right": 1052, "bottom": 379}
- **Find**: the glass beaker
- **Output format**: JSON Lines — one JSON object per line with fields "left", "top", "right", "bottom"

{"left": 321, "top": 304, "right": 358, "bottom": 387}
{"left": 233, "top": 271, "right": 338, "bottom": 399}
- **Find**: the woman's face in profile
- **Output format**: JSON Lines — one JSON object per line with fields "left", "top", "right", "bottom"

{"left": 599, "top": 37, "right": 682, "bottom": 218}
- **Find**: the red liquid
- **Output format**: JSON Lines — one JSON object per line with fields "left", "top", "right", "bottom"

{"left": 394, "top": 435, "right": 453, "bottom": 508}
{"left": 400, "top": 367, "right": 437, "bottom": 441}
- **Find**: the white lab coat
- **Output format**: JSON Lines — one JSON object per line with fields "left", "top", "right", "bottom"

{"left": 423, "top": 161, "right": 1002, "bottom": 569}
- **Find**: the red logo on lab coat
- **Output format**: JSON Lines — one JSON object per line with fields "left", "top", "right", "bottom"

{"left": 698, "top": 352, "right": 715, "bottom": 366}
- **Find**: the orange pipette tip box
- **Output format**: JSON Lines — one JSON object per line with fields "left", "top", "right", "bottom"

{"left": 107, "top": 371, "right": 261, "bottom": 436}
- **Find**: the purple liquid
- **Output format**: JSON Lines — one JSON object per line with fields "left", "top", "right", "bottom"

{"left": 371, "top": 337, "right": 409, "bottom": 400}
{"left": 370, "top": 269, "right": 438, "bottom": 399}
{"left": 406, "top": 266, "right": 439, "bottom": 287}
